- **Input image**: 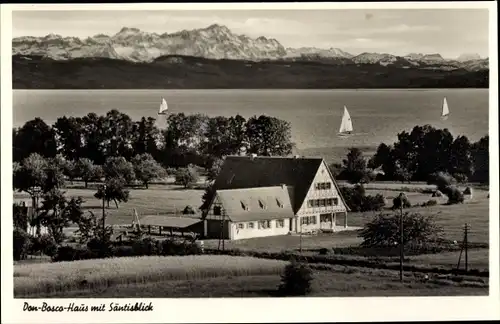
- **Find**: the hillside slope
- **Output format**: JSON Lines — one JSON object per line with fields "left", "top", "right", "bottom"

{"left": 13, "top": 55, "right": 489, "bottom": 89}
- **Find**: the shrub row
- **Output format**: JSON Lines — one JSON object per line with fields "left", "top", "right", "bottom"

{"left": 51, "top": 237, "right": 203, "bottom": 262}
{"left": 203, "top": 248, "right": 489, "bottom": 277}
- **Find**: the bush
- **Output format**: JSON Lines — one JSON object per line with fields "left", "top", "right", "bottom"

{"left": 52, "top": 245, "right": 96, "bottom": 262}
{"left": 442, "top": 185, "right": 465, "bottom": 204}
{"left": 421, "top": 199, "right": 438, "bottom": 207}
{"left": 359, "top": 212, "right": 443, "bottom": 247}
{"left": 161, "top": 239, "right": 202, "bottom": 256}
{"left": 340, "top": 185, "right": 385, "bottom": 212}
{"left": 31, "top": 234, "right": 58, "bottom": 257}
{"left": 13, "top": 229, "right": 32, "bottom": 261}
{"left": 132, "top": 237, "right": 161, "bottom": 256}
{"left": 278, "top": 258, "right": 313, "bottom": 296}
{"left": 87, "top": 237, "right": 114, "bottom": 258}
{"left": 362, "top": 194, "right": 386, "bottom": 211}
{"left": 392, "top": 195, "right": 412, "bottom": 209}
{"left": 427, "top": 172, "right": 456, "bottom": 191}
{"left": 182, "top": 205, "right": 196, "bottom": 215}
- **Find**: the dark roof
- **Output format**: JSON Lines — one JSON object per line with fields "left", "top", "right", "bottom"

{"left": 206, "top": 186, "right": 295, "bottom": 222}
{"left": 138, "top": 215, "right": 202, "bottom": 228}
{"left": 212, "top": 156, "right": 323, "bottom": 212}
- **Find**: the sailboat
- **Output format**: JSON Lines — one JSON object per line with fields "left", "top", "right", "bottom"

{"left": 338, "top": 106, "right": 353, "bottom": 137}
{"left": 441, "top": 97, "right": 450, "bottom": 120}
{"left": 158, "top": 97, "right": 169, "bottom": 115}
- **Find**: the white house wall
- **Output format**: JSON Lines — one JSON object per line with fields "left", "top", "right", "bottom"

{"left": 230, "top": 218, "right": 290, "bottom": 240}
{"left": 296, "top": 161, "right": 348, "bottom": 232}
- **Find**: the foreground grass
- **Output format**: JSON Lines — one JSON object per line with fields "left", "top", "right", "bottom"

{"left": 20, "top": 262, "right": 488, "bottom": 298}
{"left": 14, "top": 255, "right": 286, "bottom": 297}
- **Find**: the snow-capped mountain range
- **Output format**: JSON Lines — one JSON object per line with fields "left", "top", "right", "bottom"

{"left": 12, "top": 24, "right": 487, "bottom": 69}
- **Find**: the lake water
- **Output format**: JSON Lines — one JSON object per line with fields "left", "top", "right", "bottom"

{"left": 13, "top": 89, "right": 489, "bottom": 161}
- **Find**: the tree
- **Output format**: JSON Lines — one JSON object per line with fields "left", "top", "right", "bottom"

{"left": 245, "top": 115, "right": 294, "bottom": 156}
{"left": 203, "top": 116, "right": 235, "bottom": 158}
{"left": 342, "top": 148, "right": 369, "bottom": 184}
{"left": 13, "top": 118, "right": 57, "bottom": 162}
{"left": 131, "top": 117, "right": 160, "bottom": 158}
{"left": 449, "top": 135, "right": 473, "bottom": 178}
{"left": 132, "top": 153, "right": 166, "bottom": 188}
{"left": 103, "top": 156, "right": 136, "bottom": 185}
{"left": 368, "top": 143, "right": 392, "bottom": 170}
{"left": 471, "top": 136, "right": 489, "bottom": 183}
{"left": 74, "top": 158, "right": 102, "bottom": 188}
{"left": 278, "top": 258, "right": 313, "bottom": 296}
{"left": 14, "top": 153, "right": 65, "bottom": 196}
{"left": 94, "top": 177, "right": 130, "bottom": 208}
{"left": 13, "top": 229, "right": 32, "bottom": 261}
{"left": 52, "top": 154, "right": 77, "bottom": 183}
{"left": 53, "top": 116, "right": 85, "bottom": 160}
{"left": 101, "top": 110, "right": 135, "bottom": 159}
{"left": 328, "top": 162, "right": 343, "bottom": 178}
{"left": 359, "top": 212, "right": 443, "bottom": 247}
{"left": 81, "top": 113, "right": 107, "bottom": 164}
{"left": 75, "top": 211, "right": 114, "bottom": 254}
{"left": 175, "top": 165, "right": 200, "bottom": 189}
{"left": 36, "top": 189, "right": 84, "bottom": 244}
{"left": 206, "top": 157, "right": 225, "bottom": 182}
{"left": 200, "top": 183, "right": 215, "bottom": 211}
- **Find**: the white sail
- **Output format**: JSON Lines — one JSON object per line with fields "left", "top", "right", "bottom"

{"left": 158, "top": 97, "right": 168, "bottom": 115}
{"left": 339, "top": 106, "right": 353, "bottom": 134}
{"left": 441, "top": 97, "right": 449, "bottom": 118}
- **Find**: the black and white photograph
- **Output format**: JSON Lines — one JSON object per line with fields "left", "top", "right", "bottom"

{"left": 1, "top": 2, "right": 498, "bottom": 323}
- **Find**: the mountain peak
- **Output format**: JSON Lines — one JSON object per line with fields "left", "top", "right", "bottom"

{"left": 205, "top": 23, "right": 230, "bottom": 32}
{"left": 117, "top": 27, "right": 142, "bottom": 34}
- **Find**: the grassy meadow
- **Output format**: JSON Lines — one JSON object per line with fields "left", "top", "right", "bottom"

{"left": 13, "top": 179, "right": 490, "bottom": 297}
{"left": 14, "top": 255, "right": 488, "bottom": 298}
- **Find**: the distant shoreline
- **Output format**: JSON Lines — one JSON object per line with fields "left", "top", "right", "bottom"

{"left": 12, "top": 55, "right": 488, "bottom": 90}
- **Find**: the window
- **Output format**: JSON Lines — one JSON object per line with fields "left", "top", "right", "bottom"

{"left": 258, "top": 199, "right": 266, "bottom": 209}
{"left": 247, "top": 222, "right": 254, "bottom": 229}
{"left": 240, "top": 200, "right": 249, "bottom": 211}
{"left": 314, "top": 199, "right": 320, "bottom": 207}
{"left": 308, "top": 200, "right": 313, "bottom": 208}
{"left": 319, "top": 199, "right": 326, "bottom": 207}
{"left": 301, "top": 216, "right": 317, "bottom": 225}
{"left": 276, "top": 198, "right": 284, "bottom": 208}
{"left": 258, "top": 220, "right": 271, "bottom": 229}
{"left": 333, "top": 198, "right": 339, "bottom": 205}
{"left": 315, "top": 182, "right": 332, "bottom": 190}
{"left": 238, "top": 223, "right": 244, "bottom": 229}
{"left": 213, "top": 206, "right": 222, "bottom": 216}
{"left": 276, "top": 219, "right": 285, "bottom": 228}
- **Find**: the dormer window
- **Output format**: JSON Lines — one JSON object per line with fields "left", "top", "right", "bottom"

{"left": 258, "top": 199, "right": 266, "bottom": 209}
{"left": 240, "top": 200, "right": 249, "bottom": 211}
{"left": 276, "top": 198, "right": 284, "bottom": 208}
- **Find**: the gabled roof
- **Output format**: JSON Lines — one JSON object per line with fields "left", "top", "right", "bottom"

{"left": 138, "top": 215, "right": 202, "bottom": 228}
{"left": 212, "top": 156, "right": 323, "bottom": 212}
{"left": 210, "top": 186, "right": 294, "bottom": 222}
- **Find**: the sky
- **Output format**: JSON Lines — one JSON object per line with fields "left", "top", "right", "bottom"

{"left": 12, "top": 9, "right": 489, "bottom": 58}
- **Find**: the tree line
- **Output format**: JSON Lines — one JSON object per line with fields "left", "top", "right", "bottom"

{"left": 13, "top": 110, "right": 294, "bottom": 169}
{"left": 332, "top": 125, "right": 489, "bottom": 185}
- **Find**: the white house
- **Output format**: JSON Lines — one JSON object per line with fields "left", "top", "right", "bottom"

{"left": 202, "top": 155, "right": 350, "bottom": 240}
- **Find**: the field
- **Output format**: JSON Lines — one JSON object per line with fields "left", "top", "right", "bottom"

{"left": 14, "top": 255, "right": 488, "bottom": 298}
{"left": 14, "top": 179, "right": 489, "bottom": 244}
{"left": 13, "top": 180, "right": 490, "bottom": 297}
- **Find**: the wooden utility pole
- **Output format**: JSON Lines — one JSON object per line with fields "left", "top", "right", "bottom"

{"left": 399, "top": 193, "right": 405, "bottom": 283}
{"left": 102, "top": 184, "right": 106, "bottom": 242}
{"left": 464, "top": 223, "right": 469, "bottom": 272}
{"left": 456, "top": 223, "right": 470, "bottom": 271}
